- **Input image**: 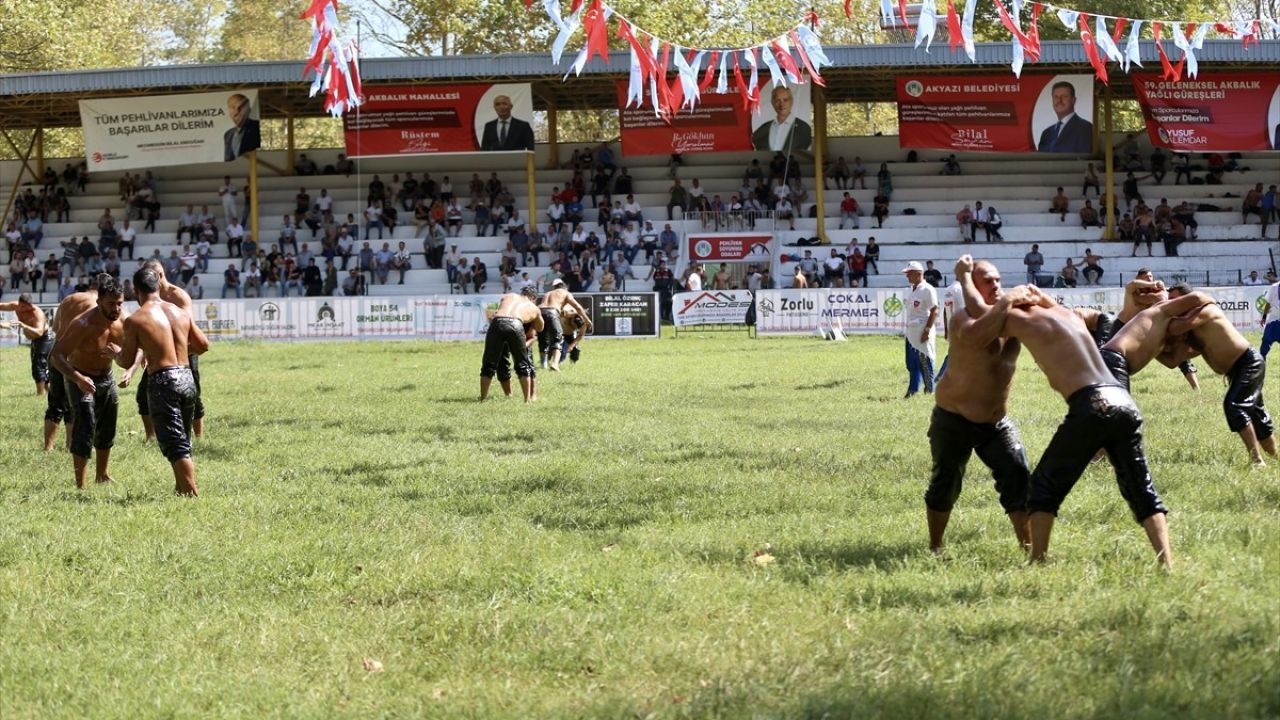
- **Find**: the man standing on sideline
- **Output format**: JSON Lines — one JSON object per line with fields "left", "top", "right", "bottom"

{"left": 0, "top": 293, "right": 53, "bottom": 394}
{"left": 537, "top": 278, "right": 592, "bottom": 372}
{"left": 902, "top": 261, "right": 938, "bottom": 398}
{"left": 926, "top": 256, "right": 1035, "bottom": 552}
{"left": 957, "top": 274, "right": 1172, "bottom": 566}
{"left": 480, "top": 287, "right": 544, "bottom": 402}
{"left": 51, "top": 276, "right": 140, "bottom": 489}
{"left": 1023, "top": 244, "right": 1044, "bottom": 285}
{"left": 1260, "top": 278, "right": 1280, "bottom": 359}
{"left": 116, "top": 268, "right": 209, "bottom": 495}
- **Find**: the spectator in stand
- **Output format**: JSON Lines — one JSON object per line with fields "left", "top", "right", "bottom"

{"left": 776, "top": 197, "right": 796, "bottom": 231}
{"left": 1161, "top": 217, "right": 1188, "bottom": 257}
{"left": 389, "top": 241, "right": 411, "bottom": 284}
{"left": 828, "top": 156, "right": 850, "bottom": 189}
{"left": 243, "top": 261, "right": 263, "bottom": 298}
{"left": 839, "top": 192, "right": 860, "bottom": 229}
{"left": 623, "top": 194, "right": 644, "bottom": 226}
{"left": 1081, "top": 248, "right": 1104, "bottom": 286}
{"left": 177, "top": 205, "right": 200, "bottom": 242}
{"left": 40, "top": 253, "right": 60, "bottom": 292}
{"left": 971, "top": 201, "right": 1004, "bottom": 241}
{"left": 218, "top": 176, "right": 238, "bottom": 225}
{"left": 1149, "top": 147, "right": 1168, "bottom": 184}
{"left": 1243, "top": 270, "right": 1265, "bottom": 286}
{"left": 940, "top": 154, "right": 961, "bottom": 176}
{"left": 293, "top": 153, "right": 318, "bottom": 176}
{"left": 1117, "top": 211, "right": 1136, "bottom": 239}
{"left": 470, "top": 257, "right": 488, "bottom": 293}
{"left": 1259, "top": 183, "right": 1280, "bottom": 239}
{"left": 1079, "top": 199, "right": 1102, "bottom": 229}
{"left": 850, "top": 156, "right": 868, "bottom": 189}
{"left": 1081, "top": 162, "right": 1101, "bottom": 197}
{"left": 364, "top": 200, "right": 384, "bottom": 240}
{"left": 222, "top": 264, "right": 241, "bottom": 298}
{"left": 872, "top": 191, "right": 890, "bottom": 229}
{"left": 796, "top": 250, "right": 820, "bottom": 286}
{"left": 876, "top": 162, "right": 893, "bottom": 199}
{"left": 1243, "top": 182, "right": 1265, "bottom": 225}
{"left": 117, "top": 219, "right": 136, "bottom": 260}
{"left": 1059, "top": 258, "right": 1079, "bottom": 288}
{"left": 865, "top": 237, "right": 880, "bottom": 275}
{"left": 1023, "top": 244, "right": 1045, "bottom": 284}
{"left": 955, "top": 203, "right": 974, "bottom": 242}
{"left": 240, "top": 234, "right": 259, "bottom": 270}
{"left": 225, "top": 217, "right": 245, "bottom": 258}
{"left": 659, "top": 224, "right": 679, "bottom": 258}
{"left": 1050, "top": 187, "right": 1070, "bottom": 221}
{"left": 1122, "top": 171, "right": 1145, "bottom": 209}
{"left": 823, "top": 249, "right": 845, "bottom": 288}
{"left": 666, "top": 179, "right": 688, "bottom": 221}
{"left": 923, "top": 260, "right": 943, "bottom": 288}
{"left": 848, "top": 249, "right": 868, "bottom": 287}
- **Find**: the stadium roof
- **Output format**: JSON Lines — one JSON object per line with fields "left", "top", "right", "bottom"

{"left": 1, "top": 39, "right": 1277, "bottom": 129}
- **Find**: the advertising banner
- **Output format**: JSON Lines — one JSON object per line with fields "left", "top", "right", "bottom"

{"left": 344, "top": 84, "right": 535, "bottom": 156}
{"left": 686, "top": 234, "right": 774, "bottom": 264}
{"left": 617, "top": 82, "right": 754, "bottom": 156}
{"left": 581, "top": 293, "right": 660, "bottom": 337}
{"left": 672, "top": 290, "right": 754, "bottom": 327}
{"left": 79, "top": 90, "right": 261, "bottom": 171}
{"left": 897, "top": 74, "right": 1094, "bottom": 153}
{"left": 1132, "top": 73, "right": 1280, "bottom": 152}
{"left": 755, "top": 288, "right": 906, "bottom": 335}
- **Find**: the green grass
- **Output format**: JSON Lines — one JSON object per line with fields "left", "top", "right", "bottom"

{"left": 0, "top": 333, "right": 1277, "bottom": 719}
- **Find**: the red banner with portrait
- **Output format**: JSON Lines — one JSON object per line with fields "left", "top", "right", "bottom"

{"left": 897, "top": 74, "right": 1095, "bottom": 153}
{"left": 344, "top": 83, "right": 535, "bottom": 156}
{"left": 1132, "top": 73, "right": 1280, "bottom": 152}
{"left": 617, "top": 81, "right": 754, "bottom": 157}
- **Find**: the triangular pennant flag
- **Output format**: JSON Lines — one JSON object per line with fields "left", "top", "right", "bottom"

{"left": 770, "top": 38, "right": 803, "bottom": 84}
{"left": 789, "top": 29, "right": 827, "bottom": 85}
{"left": 731, "top": 52, "right": 750, "bottom": 111}
{"left": 581, "top": 0, "right": 611, "bottom": 66}
{"left": 1152, "top": 22, "right": 1181, "bottom": 82}
{"left": 758, "top": 41, "right": 784, "bottom": 88}
{"left": 1057, "top": 8, "right": 1079, "bottom": 29}
{"left": 548, "top": 0, "right": 581, "bottom": 65}
{"left": 743, "top": 48, "right": 761, "bottom": 112}
{"left": 914, "top": 0, "right": 938, "bottom": 51}
{"left": 961, "top": 0, "right": 977, "bottom": 61}
{"left": 946, "top": 0, "right": 963, "bottom": 52}
{"left": 794, "top": 24, "right": 832, "bottom": 74}
{"left": 1095, "top": 16, "right": 1123, "bottom": 64}
{"left": 1077, "top": 13, "right": 1108, "bottom": 84}
{"left": 1112, "top": 17, "right": 1127, "bottom": 43}
{"left": 699, "top": 50, "right": 720, "bottom": 92}
{"left": 715, "top": 51, "right": 729, "bottom": 94}
{"left": 1122, "top": 19, "right": 1143, "bottom": 72}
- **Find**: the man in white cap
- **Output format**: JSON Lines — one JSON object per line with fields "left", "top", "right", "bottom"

{"left": 902, "top": 260, "right": 938, "bottom": 398}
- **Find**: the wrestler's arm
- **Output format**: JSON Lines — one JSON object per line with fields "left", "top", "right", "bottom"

{"left": 1159, "top": 292, "right": 1213, "bottom": 319}
{"left": 115, "top": 317, "right": 140, "bottom": 370}
{"left": 955, "top": 256, "right": 987, "bottom": 320}
{"left": 0, "top": 301, "right": 18, "bottom": 312}
{"left": 52, "top": 319, "right": 95, "bottom": 394}
{"left": 564, "top": 293, "right": 593, "bottom": 329}
{"left": 188, "top": 317, "right": 210, "bottom": 356}
{"left": 955, "top": 285, "right": 1034, "bottom": 347}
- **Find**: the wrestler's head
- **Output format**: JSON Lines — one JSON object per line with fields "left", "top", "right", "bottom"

{"left": 133, "top": 268, "right": 161, "bottom": 303}
{"left": 520, "top": 285, "right": 538, "bottom": 300}
{"left": 96, "top": 276, "right": 124, "bottom": 322}
{"left": 971, "top": 260, "right": 1003, "bottom": 304}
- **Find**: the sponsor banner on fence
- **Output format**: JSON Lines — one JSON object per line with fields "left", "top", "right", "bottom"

{"left": 673, "top": 290, "right": 754, "bottom": 327}
{"left": 898, "top": 74, "right": 1094, "bottom": 153}
{"left": 687, "top": 234, "right": 774, "bottom": 263}
{"left": 344, "top": 84, "right": 535, "bottom": 156}
{"left": 1132, "top": 73, "right": 1280, "bottom": 152}
{"left": 583, "top": 293, "right": 660, "bottom": 337}
{"left": 80, "top": 90, "right": 261, "bottom": 171}
{"left": 617, "top": 82, "right": 753, "bottom": 156}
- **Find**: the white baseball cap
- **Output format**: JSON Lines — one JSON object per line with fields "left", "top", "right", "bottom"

{"left": 551, "top": 278, "right": 566, "bottom": 288}
{"left": 901, "top": 261, "right": 924, "bottom": 273}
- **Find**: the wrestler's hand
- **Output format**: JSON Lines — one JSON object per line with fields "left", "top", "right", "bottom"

{"left": 102, "top": 342, "right": 122, "bottom": 358}
{"left": 1002, "top": 284, "right": 1038, "bottom": 308}
{"left": 74, "top": 374, "right": 95, "bottom": 396}
{"left": 0, "top": 321, "right": 11, "bottom": 329}
{"left": 118, "top": 368, "right": 134, "bottom": 388}
{"left": 954, "top": 255, "right": 974, "bottom": 276}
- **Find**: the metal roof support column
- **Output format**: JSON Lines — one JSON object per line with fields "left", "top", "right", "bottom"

{"left": 1102, "top": 83, "right": 1114, "bottom": 241}
{"left": 249, "top": 151, "right": 260, "bottom": 252}
{"left": 813, "top": 85, "right": 827, "bottom": 244}
{"left": 286, "top": 115, "right": 296, "bottom": 175}
{"left": 546, "top": 104, "right": 559, "bottom": 169}
{"left": 36, "top": 128, "right": 44, "bottom": 178}
{"left": 0, "top": 131, "right": 38, "bottom": 225}
{"left": 526, "top": 151, "right": 537, "bottom": 239}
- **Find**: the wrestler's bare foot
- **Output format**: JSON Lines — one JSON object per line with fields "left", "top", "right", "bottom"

{"left": 95, "top": 474, "right": 113, "bottom": 484}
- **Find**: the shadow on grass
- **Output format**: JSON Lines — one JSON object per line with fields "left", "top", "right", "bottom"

{"left": 796, "top": 378, "right": 850, "bottom": 391}
{"left": 685, "top": 538, "right": 918, "bottom": 578}
{"left": 334, "top": 459, "right": 425, "bottom": 488}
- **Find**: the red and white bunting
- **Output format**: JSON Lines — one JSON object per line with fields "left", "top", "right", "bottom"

{"left": 300, "top": 0, "right": 363, "bottom": 116}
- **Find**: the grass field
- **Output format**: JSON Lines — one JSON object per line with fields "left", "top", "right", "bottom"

{"left": 0, "top": 332, "right": 1277, "bottom": 719}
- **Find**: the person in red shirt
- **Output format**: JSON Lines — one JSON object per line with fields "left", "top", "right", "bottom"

{"left": 839, "top": 192, "right": 860, "bottom": 230}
